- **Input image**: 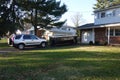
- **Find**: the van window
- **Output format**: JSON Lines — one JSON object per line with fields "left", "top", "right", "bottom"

{"left": 23, "top": 35, "right": 31, "bottom": 39}
{"left": 15, "top": 35, "right": 22, "bottom": 39}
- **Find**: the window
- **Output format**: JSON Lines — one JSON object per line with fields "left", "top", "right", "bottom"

{"left": 97, "top": 13, "right": 100, "bottom": 19}
{"left": 110, "top": 29, "right": 114, "bottom": 36}
{"left": 106, "top": 10, "right": 116, "bottom": 17}
{"left": 95, "top": 13, "right": 100, "bottom": 19}
{"left": 31, "top": 35, "right": 38, "bottom": 40}
{"left": 99, "top": 10, "right": 116, "bottom": 18}
{"left": 23, "top": 35, "right": 31, "bottom": 39}
{"left": 106, "top": 10, "right": 113, "bottom": 17}
{"left": 101, "top": 12, "right": 105, "bottom": 18}
{"left": 115, "top": 29, "right": 120, "bottom": 36}
{"left": 15, "top": 35, "right": 22, "bottom": 39}
{"left": 113, "top": 10, "right": 116, "bottom": 16}
{"left": 107, "top": 29, "right": 114, "bottom": 36}
{"left": 107, "top": 29, "right": 120, "bottom": 36}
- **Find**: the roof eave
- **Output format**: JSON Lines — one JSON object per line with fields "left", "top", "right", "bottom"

{"left": 79, "top": 23, "right": 120, "bottom": 29}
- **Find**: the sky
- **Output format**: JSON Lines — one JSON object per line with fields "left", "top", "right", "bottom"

{"left": 59, "top": 0, "right": 97, "bottom": 26}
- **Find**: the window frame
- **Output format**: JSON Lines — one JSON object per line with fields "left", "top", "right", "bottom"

{"left": 115, "top": 29, "right": 120, "bottom": 36}
{"left": 107, "top": 28, "right": 120, "bottom": 37}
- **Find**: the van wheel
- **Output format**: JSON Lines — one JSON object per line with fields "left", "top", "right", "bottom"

{"left": 18, "top": 44, "right": 25, "bottom": 50}
{"left": 41, "top": 42, "right": 46, "bottom": 48}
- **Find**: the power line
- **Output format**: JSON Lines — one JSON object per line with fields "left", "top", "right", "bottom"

{"left": 69, "top": 10, "right": 93, "bottom": 12}
{"left": 67, "top": 10, "right": 94, "bottom": 14}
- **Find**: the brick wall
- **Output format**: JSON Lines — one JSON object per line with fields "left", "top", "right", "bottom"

{"left": 95, "top": 28, "right": 107, "bottom": 44}
{"left": 110, "top": 36, "right": 120, "bottom": 44}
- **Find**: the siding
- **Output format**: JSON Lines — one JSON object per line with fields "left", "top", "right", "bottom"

{"left": 95, "top": 8, "right": 120, "bottom": 25}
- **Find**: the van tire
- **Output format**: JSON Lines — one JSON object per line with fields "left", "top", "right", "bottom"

{"left": 18, "top": 44, "right": 25, "bottom": 50}
{"left": 41, "top": 42, "right": 46, "bottom": 48}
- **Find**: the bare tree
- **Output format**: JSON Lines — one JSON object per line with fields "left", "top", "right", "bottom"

{"left": 71, "top": 12, "right": 85, "bottom": 27}
{"left": 71, "top": 12, "right": 86, "bottom": 37}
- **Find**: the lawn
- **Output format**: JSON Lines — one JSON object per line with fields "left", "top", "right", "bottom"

{"left": 0, "top": 38, "right": 10, "bottom": 49}
{"left": 0, "top": 39, "right": 120, "bottom": 80}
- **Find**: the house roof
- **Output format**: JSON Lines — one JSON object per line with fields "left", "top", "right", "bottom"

{"left": 78, "top": 22, "right": 120, "bottom": 29}
{"left": 77, "top": 23, "right": 95, "bottom": 29}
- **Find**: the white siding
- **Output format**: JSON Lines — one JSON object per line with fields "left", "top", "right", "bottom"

{"left": 81, "top": 30, "right": 94, "bottom": 44}
{"left": 50, "top": 27, "right": 77, "bottom": 36}
{"left": 94, "top": 8, "right": 120, "bottom": 25}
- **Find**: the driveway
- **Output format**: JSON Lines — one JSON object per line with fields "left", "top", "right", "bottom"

{"left": 0, "top": 47, "right": 21, "bottom": 53}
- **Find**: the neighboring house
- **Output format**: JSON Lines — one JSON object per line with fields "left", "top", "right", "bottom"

{"left": 27, "top": 27, "right": 35, "bottom": 35}
{"left": 17, "top": 25, "right": 77, "bottom": 45}
{"left": 78, "top": 5, "right": 120, "bottom": 45}
{"left": 49, "top": 26, "right": 76, "bottom": 37}
{"left": 37, "top": 26, "right": 77, "bottom": 40}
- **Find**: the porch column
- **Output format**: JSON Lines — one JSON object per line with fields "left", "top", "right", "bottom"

{"left": 92, "top": 28, "right": 95, "bottom": 43}
{"left": 108, "top": 27, "right": 110, "bottom": 45}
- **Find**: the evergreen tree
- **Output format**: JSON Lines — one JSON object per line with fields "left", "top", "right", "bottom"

{"left": 18, "top": 0, "right": 67, "bottom": 35}
{"left": 0, "top": 0, "right": 67, "bottom": 36}
{"left": 94, "top": 0, "right": 120, "bottom": 10}
{"left": 94, "top": 0, "right": 111, "bottom": 10}
{"left": 0, "top": 0, "right": 23, "bottom": 36}
{"left": 112, "top": 0, "right": 120, "bottom": 6}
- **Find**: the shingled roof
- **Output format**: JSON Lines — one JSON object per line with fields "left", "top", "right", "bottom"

{"left": 78, "top": 22, "right": 120, "bottom": 29}
{"left": 77, "top": 23, "right": 94, "bottom": 29}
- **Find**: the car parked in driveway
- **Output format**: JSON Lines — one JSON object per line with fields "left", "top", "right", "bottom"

{"left": 13, "top": 34, "right": 47, "bottom": 50}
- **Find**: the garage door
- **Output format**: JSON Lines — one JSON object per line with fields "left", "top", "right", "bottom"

{"left": 82, "top": 31, "right": 94, "bottom": 44}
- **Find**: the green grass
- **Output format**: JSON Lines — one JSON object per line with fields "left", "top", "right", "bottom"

{"left": 0, "top": 39, "right": 120, "bottom": 80}
{"left": 0, "top": 38, "right": 10, "bottom": 49}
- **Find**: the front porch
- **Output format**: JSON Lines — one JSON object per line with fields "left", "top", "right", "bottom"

{"left": 93, "top": 26, "right": 120, "bottom": 45}
{"left": 79, "top": 23, "right": 120, "bottom": 45}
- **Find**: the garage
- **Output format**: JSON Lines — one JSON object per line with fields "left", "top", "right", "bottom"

{"left": 81, "top": 30, "right": 94, "bottom": 44}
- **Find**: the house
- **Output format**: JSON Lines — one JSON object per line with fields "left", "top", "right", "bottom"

{"left": 49, "top": 26, "right": 76, "bottom": 37}
{"left": 78, "top": 5, "right": 120, "bottom": 45}
{"left": 27, "top": 27, "right": 35, "bottom": 35}
{"left": 16, "top": 25, "right": 77, "bottom": 45}
{"left": 37, "top": 26, "right": 77, "bottom": 40}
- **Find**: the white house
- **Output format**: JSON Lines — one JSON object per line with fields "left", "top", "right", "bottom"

{"left": 94, "top": 5, "right": 120, "bottom": 25}
{"left": 25, "top": 25, "right": 77, "bottom": 40}
{"left": 50, "top": 26, "right": 76, "bottom": 37}
{"left": 79, "top": 5, "right": 120, "bottom": 45}
{"left": 41, "top": 26, "right": 77, "bottom": 40}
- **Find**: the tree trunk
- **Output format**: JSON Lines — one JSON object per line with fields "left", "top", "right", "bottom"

{"left": 34, "top": 9, "right": 38, "bottom": 35}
